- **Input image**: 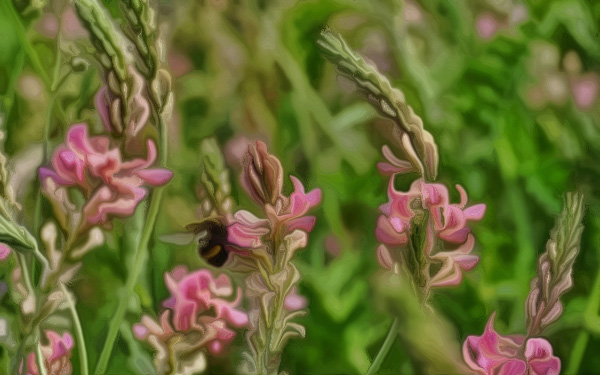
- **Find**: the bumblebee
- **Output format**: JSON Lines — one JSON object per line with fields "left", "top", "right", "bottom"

{"left": 185, "top": 218, "right": 229, "bottom": 267}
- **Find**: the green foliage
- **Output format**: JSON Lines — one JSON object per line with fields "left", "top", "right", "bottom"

{"left": 1, "top": 0, "right": 600, "bottom": 373}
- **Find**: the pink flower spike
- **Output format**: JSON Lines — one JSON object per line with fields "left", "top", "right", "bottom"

{"left": 0, "top": 244, "right": 11, "bottom": 261}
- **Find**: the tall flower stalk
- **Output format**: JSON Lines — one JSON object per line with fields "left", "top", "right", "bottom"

{"left": 214, "top": 141, "right": 321, "bottom": 375}
{"left": 462, "top": 192, "right": 584, "bottom": 375}
{"left": 318, "top": 30, "right": 486, "bottom": 373}
{"left": 68, "top": 0, "right": 174, "bottom": 373}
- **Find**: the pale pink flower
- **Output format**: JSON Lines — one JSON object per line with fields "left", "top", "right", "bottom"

{"left": 0, "top": 244, "right": 12, "bottom": 261}
{"left": 39, "top": 124, "right": 173, "bottom": 228}
{"left": 20, "top": 331, "right": 74, "bottom": 375}
{"left": 463, "top": 313, "right": 560, "bottom": 375}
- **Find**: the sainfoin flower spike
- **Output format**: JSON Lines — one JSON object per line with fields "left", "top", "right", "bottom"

{"left": 133, "top": 267, "right": 248, "bottom": 375}
{"left": 224, "top": 140, "right": 320, "bottom": 375}
{"left": 20, "top": 331, "right": 74, "bottom": 375}
{"left": 39, "top": 124, "right": 173, "bottom": 230}
{"left": 462, "top": 313, "right": 560, "bottom": 375}
{"left": 376, "top": 176, "right": 485, "bottom": 289}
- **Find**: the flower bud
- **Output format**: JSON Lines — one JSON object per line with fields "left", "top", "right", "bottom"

{"left": 241, "top": 141, "right": 283, "bottom": 207}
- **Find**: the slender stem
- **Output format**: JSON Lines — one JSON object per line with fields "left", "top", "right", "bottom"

{"left": 366, "top": 318, "right": 399, "bottom": 375}
{"left": 566, "top": 330, "right": 589, "bottom": 374}
{"left": 35, "top": 330, "right": 48, "bottom": 375}
{"left": 94, "top": 185, "right": 166, "bottom": 374}
{"left": 60, "top": 283, "right": 89, "bottom": 375}
{"left": 95, "top": 113, "right": 169, "bottom": 374}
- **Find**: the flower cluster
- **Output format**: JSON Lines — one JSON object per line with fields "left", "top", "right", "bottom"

{"left": 133, "top": 267, "right": 248, "bottom": 374}
{"left": 20, "top": 331, "right": 74, "bottom": 375}
{"left": 39, "top": 124, "right": 172, "bottom": 231}
{"left": 463, "top": 314, "right": 560, "bottom": 375}
{"left": 222, "top": 141, "right": 321, "bottom": 270}
{"left": 376, "top": 176, "right": 486, "bottom": 287}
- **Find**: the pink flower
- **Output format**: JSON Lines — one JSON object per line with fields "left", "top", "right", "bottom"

{"left": 463, "top": 314, "right": 560, "bottom": 375}
{"left": 476, "top": 13, "right": 500, "bottom": 40}
{"left": 39, "top": 124, "right": 173, "bottom": 228}
{"left": 20, "top": 331, "right": 74, "bottom": 375}
{"left": 376, "top": 177, "right": 485, "bottom": 286}
{"left": 134, "top": 267, "right": 248, "bottom": 364}
{"left": 0, "top": 244, "right": 12, "bottom": 261}
{"left": 265, "top": 176, "right": 321, "bottom": 233}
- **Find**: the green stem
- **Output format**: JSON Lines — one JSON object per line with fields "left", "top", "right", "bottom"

{"left": 566, "top": 330, "right": 589, "bottom": 374}
{"left": 35, "top": 330, "right": 48, "bottom": 375}
{"left": 366, "top": 318, "right": 399, "bottom": 375}
{"left": 60, "top": 283, "right": 89, "bottom": 375}
{"left": 95, "top": 115, "right": 168, "bottom": 374}
{"left": 93, "top": 185, "right": 166, "bottom": 375}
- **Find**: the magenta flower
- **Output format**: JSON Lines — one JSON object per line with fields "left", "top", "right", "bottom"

{"left": 376, "top": 177, "right": 485, "bottom": 287}
{"left": 134, "top": 267, "right": 247, "bottom": 374}
{"left": 20, "top": 331, "right": 74, "bottom": 375}
{"left": 463, "top": 313, "right": 560, "bottom": 375}
{"left": 0, "top": 244, "right": 11, "bottom": 261}
{"left": 39, "top": 124, "right": 173, "bottom": 229}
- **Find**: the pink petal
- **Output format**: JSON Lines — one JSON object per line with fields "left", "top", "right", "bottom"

{"left": 465, "top": 204, "right": 486, "bottom": 221}
{"left": 135, "top": 168, "right": 173, "bottom": 186}
{"left": 375, "top": 216, "right": 408, "bottom": 246}
{"left": 285, "top": 216, "right": 316, "bottom": 232}
{"left": 132, "top": 324, "right": 148, "bottom": 339}
{"left": 376, "top": 244, "right": 394, "bottom": 270}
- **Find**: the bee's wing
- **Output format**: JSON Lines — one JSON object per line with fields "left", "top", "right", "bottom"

{"left": 158, "top": 232, "right": 196, "bottom": 245}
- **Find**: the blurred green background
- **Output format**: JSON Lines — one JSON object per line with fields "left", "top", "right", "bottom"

{"left": 1, "top": 0, "right": 600, "bottom": 373}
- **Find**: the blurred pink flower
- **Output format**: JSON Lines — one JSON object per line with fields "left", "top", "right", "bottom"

{"left": 134, "top": 267, "right": 247, "bottom": 357}
{"left": 571, "top": 74, "right": 600, "bottom": 110}
{"left": 463, "top": 313, "right": 560, "bottom": 375}
{"left": 21, "top": 331, "right": 74, "bottom": 375}
{"left": 39, "top": 124, "right": 173, "bottom": 228}
{"left": 0, "top": 244, "right": 12, "bottom": 261}
{"left": 476, "top": 13, "right": 500, "bottom": 40}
